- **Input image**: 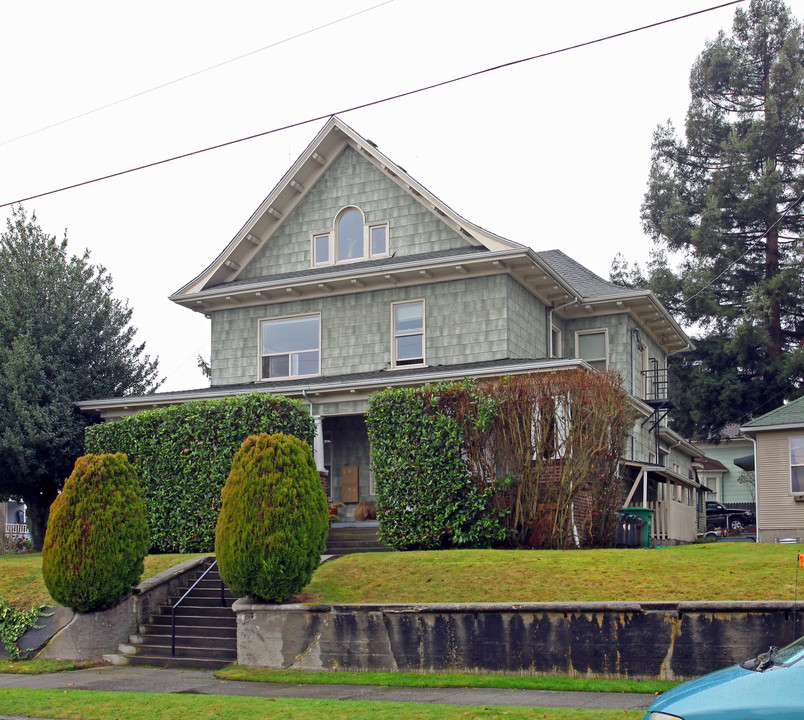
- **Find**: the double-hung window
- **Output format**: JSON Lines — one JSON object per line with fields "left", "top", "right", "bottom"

{"left": 260, "top": 314, "right": 320, "bottom": 380}
{"left": 792, "top": 437, "right": 804, "bottom": 494}
{"left": 393, "top": 300, "right": 424, "bottom": 367}
{"left": 575, "top": 329, "right": 608, "bottom": 370}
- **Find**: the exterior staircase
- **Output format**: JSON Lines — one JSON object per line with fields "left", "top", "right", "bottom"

{"left": 122, "top": 560, "right": 237, "bottom": 669}
{"left": 325, "top": 522, "right": 390, "bottom": 556}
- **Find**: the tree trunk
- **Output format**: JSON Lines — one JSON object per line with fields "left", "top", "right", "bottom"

{"left": 21, "top": 489, "right": 58, "bottom": 552}
{"left": 765, "top": 227, "right": 783, "bottom": 359}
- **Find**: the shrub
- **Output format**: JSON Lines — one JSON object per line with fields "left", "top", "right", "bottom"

{"left": 215, "top": 433, "right": 328, "bottom": 603}
{"left": 366, "top": 382, "right": 506, "bottom": 551}
{"left": 85, "top": 393, "right": 316, "bottom": 552}
{"left": 42, "top": 453, "right": 149, "bottom": 613}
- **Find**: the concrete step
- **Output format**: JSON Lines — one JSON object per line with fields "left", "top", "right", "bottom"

{"left": 149, "top": 612, "right": 236, "bottom": 628}
{"left": 129, "top": 639, "right": 237, "bottom": 660}
{"left": 141, "top": 625, "right": 237, "bottom": 641}
{"left": 120, "top": 559, "right": 238, "bottom": 670}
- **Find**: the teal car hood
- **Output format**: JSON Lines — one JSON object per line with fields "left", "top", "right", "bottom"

{"left": 646, "top": 662, "right": 804, "bottom": 720}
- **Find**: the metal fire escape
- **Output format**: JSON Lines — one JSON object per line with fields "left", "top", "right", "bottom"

{"left": 641, "top": 358, "right": 675, "bottom": 463}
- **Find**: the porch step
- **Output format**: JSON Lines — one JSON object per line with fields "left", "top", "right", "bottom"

{"left": 120, "top": 560, "right": 238, "bottom": 670}
{"left": 326, "top": 525, "right": 391, "bottom": 556}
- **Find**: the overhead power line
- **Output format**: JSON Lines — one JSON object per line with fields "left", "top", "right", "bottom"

{"left": 0, "top": 0, "right": 746, "bottom": 210}
{"left": 0, "top": 0, "right": 396, "bottom": 148}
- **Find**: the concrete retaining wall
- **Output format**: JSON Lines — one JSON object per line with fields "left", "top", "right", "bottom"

{"left": 233, "top": 600, "right": 804, "bottom": 681}
{"left": 18, "top": 556, "right": 211, "bottom": 661}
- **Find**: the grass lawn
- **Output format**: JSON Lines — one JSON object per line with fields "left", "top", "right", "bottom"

{"left": 0, "top": 689, "right": 644, "bottom": 720}
{"left": 217, "top": 666, "right": 677, "bottom": 695}
{"left": 0, "top": 553, "right": 207, "bottom": 609}
{"left": 303, "top": 542, "right": 804, "bottom": 603}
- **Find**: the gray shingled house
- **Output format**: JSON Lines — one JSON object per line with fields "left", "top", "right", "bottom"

{"left": 79, "top": 117, "right": 703, "bottom": 542}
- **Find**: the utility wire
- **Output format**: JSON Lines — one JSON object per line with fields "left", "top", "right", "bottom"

{"left": 641, "top": 187, "right": 804, "bottom": 329}
{"left": 0, "top": 0, "right": 746, "bottom": 210}
{"left": 0, "top": 0, "right": 396, "bottom": 148}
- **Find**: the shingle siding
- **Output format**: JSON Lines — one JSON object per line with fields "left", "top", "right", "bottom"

{"left": 239, "top": 147, "right": 473, "bottom": 279}
{"left": 211, "top": 275, "right": 513, "bottom": 386}
{"left": 506, "top": 278, "right": 548, "bottom": 358}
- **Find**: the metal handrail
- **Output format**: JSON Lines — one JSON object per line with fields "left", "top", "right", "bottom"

{"left": 171, "top": 559, "right": 226, "bottom": 656}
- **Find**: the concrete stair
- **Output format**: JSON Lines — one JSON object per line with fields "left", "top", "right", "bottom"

{"left": 325, "top": 523, "right": 390, "bottom": 556}
{"left": 121, "top": 561, "right": 237, "bottom": 670}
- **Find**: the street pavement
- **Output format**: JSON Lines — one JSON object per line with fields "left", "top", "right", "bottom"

{"left": 0, "top": 665, "right": 657, "bottom": 715}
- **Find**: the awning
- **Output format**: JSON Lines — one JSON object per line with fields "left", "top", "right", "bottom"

{"left": 734, "top": 454, "right": 755, "bottom": 471}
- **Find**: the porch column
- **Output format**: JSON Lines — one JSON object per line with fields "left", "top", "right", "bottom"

{"left": 312, "top": 416, "right": 325, "bottom": 471}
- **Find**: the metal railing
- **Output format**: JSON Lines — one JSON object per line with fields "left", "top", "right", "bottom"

{"left": 171, "top": 559, "right": 225, "bottom": 656}
{"left": 641, "top": 359, "right": 674, "bottom": 403}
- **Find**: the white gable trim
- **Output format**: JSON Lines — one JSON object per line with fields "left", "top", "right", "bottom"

{"left": 172, "top": 117, "right": 521, "bottom": 299}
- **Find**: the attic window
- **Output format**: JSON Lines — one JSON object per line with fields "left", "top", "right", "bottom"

{"left": 311, "top": 206, "right": 389, "bottom": 267}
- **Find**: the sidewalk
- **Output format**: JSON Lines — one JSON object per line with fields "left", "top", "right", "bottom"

{"left": 0, "top": 665, "right": 656, "bottom": 713}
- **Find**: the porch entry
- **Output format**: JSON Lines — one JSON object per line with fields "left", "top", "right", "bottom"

{"left": 319, "top": 414, "right": 374, "bottom": 520}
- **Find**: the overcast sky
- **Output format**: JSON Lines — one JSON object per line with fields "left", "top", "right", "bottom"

{"left": 3, "top": 0, "right": 801, "bottom": 393}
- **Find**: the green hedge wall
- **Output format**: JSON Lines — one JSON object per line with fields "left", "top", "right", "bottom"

{"left": 84, "top": 393, "right": 316, "bottom": 553}
{"left": 366, "top": 381, "right": 506, "bottom": 550}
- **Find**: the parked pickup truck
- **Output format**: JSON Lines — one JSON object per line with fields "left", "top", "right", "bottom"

{"left": 706, "top": 500, "right": 755, "bottom": 531}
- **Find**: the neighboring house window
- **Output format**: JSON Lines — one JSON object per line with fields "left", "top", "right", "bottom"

{"left": 551, "top": 326, "right": 562, "bottom": 358}
{"left": 311, "top": 208, "right": 389, "bottom": 267}
{"left": 575, "top": 329, "right": 607, "bottom": 370}
{"left": 792, "top": 437, "right": 804, "bottom": 493}
{"left": 260, "top": 314, "right": 320, "bottom": 379}
{"left": 392, "top": 300, "right": 424, "bottom": 367}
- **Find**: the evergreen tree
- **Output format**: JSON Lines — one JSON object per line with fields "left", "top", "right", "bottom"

{"left": 0, "top": 207, "right": 160, "bottom": 549}
{"left": 636, "top": 0, "right": 804, "bottom": 439}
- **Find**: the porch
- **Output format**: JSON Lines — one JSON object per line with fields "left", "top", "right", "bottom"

{"left": 622, "top": 464, "right": 702, "bottom": 544}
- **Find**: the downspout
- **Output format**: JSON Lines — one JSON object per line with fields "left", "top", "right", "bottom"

{"left": 547, "top": 298, "right": 580, "bottom": 357}
{"left": 749, "top": 434, "right": 761, "bottom": 543}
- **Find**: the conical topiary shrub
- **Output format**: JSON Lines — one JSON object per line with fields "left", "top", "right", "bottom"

{"left": 215, "top": 432, "right": 328, "bottom": 602}
{"left": 42, "top": 453, "right": 149, "bottom": 613}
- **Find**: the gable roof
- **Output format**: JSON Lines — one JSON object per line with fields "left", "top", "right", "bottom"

{"left": 171, "top": 116, "right": 521, "bottom": 299}
{"left": 742, "top": 396, "right": 804, "bottom": 433}
{"left": 168, "top": 118, "right": 693, "bottom": 355}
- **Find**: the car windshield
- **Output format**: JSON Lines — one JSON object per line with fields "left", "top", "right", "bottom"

{"left": 770, "top": 634, "right": 804, "bottom": 666}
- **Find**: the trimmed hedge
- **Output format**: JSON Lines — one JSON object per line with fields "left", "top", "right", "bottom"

{"left": 366, "top": 381, "right": 506, "bottom": 550}
{"left": 85, "top": 393, "right": 315, "bottom": 553}
{"left": 42, "top": 453, "right": 149, "bottom": 613}
{"left": 215, "top": 433, "right": 328, "bottom": 602}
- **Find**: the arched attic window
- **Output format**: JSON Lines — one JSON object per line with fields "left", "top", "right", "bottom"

{"left": 312, "top": 207, "right": 389, "bottom": 267}
{"left": 337, "top": 207, "right": 365, "bottom": 262}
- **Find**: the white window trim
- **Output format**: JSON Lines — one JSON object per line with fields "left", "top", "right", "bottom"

{"left": 310, "top": 207, "right": 390, "bottom": 267}
{"left": 575, "top": 328, "right": 608, "bottom": 370}
{"left": 391, "top": 299, "right": 425, "bottom": 369}
{"left": 368, "top": 223, "right": 389, "bottom": 259}
{"left": 258, "top": 312, "right": 322, "bottom": 382}
{"left": 551, "top": 325, "right": 562, "bottom": 358}
{"left": 790, "top": 436, "right": 804, "bottom": 495}
{"left": 312, "top": 233, "right": 333, "bottom": 267}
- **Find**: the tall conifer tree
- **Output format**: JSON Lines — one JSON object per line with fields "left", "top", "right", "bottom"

{"left": 0, "top": 207, "right": 160, "bottom": 549}
{"left": 635, "top": 0, "right": 804, "bottom": 439}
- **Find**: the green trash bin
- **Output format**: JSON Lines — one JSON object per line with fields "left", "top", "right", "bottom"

{"left": 622, "top": 507, "right": 654, "bottom": 547}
